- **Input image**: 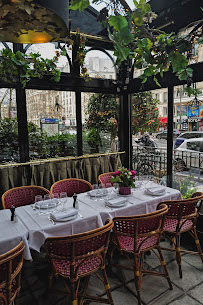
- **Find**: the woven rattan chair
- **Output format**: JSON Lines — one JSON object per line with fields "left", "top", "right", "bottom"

{"left": 1, "top": 185, "right": 50, "bottom": 209}
{"left": 44, "top": 219, "right": 114, "bottom": 305}
{"left": 109, "top": 204, "right": 172, "bottom": 305}
{"left": 0, "top": 241, "right": 25, "bottom": 305}
{"left": 98, "top": 173, "right": 114, "bottom": 187}
{"left": 50, "top": 178, "right": 92, "bottom": 197}
{"left": 157, "top": 192, "right": 203, "bottom": 278}
{"left": 0, "top": 293, "right": 7, "bottom": 305}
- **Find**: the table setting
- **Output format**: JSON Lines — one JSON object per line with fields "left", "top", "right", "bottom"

{"left": 15, "top": 195, "right": 103, "bottom": 256}
{"left": 0, "top": 167, "right": 181, "bottom": 261}
{"left": 78, "top": 167, "right": 182, "bottom": 223}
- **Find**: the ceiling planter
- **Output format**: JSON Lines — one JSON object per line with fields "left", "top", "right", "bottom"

{"left": 0, "top": 0, "right": 69, "bottom": 43}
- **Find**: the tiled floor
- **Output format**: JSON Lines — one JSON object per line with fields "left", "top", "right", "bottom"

{"left": 16, "top": 236, "right": 203, "bottom": 305}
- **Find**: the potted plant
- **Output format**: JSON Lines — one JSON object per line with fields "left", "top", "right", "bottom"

{"left": 110, "top": 166, "right": 136, "bottom": 195}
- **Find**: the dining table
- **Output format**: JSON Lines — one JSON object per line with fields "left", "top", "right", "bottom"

{"left": 15, "top": 199, "right": 103, "bottom": 259}
{"left": 0, "top": 182, "right": 182, "bottom": 261}
{"left": 0, "top": 209, "right": 31, "bottom": 260}
{"left": 78, "top": 182, "right": 182, "bottom": 223}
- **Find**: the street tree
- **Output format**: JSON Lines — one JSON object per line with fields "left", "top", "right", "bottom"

{"left": 132, "top": 91, "right": 160, "bottom": 134}
{"left": 86, "top": 93, "right": 119, "bottom": 152}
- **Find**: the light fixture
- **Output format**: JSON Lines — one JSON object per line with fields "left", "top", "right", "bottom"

{"left": 187, "top": 96, "right": 203, "bottom": 106}
{"left": 0, "top": 0, "right": 69, "bottom": 44}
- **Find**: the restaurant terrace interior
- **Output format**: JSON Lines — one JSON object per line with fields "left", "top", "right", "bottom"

{"left": 0, "top": 1, "right": 203, "bottom": 305}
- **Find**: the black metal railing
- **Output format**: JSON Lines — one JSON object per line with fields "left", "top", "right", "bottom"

{"left": 133, "top": 145, "right": 203, "bottom": 179}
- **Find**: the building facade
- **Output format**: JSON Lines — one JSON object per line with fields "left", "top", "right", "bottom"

{"left": 152, "top": 39, "right": 203, "bottom": 132}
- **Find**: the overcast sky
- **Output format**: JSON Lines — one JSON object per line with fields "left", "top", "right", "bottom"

{"left": 90, "top": 0, "right": 136, "bottom": 10}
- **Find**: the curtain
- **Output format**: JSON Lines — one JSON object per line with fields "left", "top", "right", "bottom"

{"left": 0, "top": 154, "right": 122, "bottom": 208}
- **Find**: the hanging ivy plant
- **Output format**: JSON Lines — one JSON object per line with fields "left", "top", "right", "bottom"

{"left": 0, "top": 48, "right": 63, "bottom": 88}
{"left": 69, "top": 0, "right": 202, "bottom": 88}
{"left": 73, "top": 29, "right": 90, "bottom": 80}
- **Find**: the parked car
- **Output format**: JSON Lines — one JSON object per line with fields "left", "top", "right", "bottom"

{"left": 174, "top": 131, "right": 203, "bottom": 149}
{"left": 174, "top": 138, "right": 203, "bottom": 171}
{"left": 156, "top": 129, "right": 180, "bottom": 139}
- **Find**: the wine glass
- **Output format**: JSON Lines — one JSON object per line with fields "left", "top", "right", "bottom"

{"left": 51, "top": 193, "right": 59, "bottom": 211}
{"left": 35, "top": 195, "right": 43, "bottom": 215}
{"left": 44, "top": 194, "right": 51, "bottom": 214}
{"left": 60, "top": 192, "right": 67, "bottom": 211}
{"left": 92, "top": 184, "right": 99, "bottom": 200}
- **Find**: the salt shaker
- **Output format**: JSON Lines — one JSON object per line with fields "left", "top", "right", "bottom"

{"left": 73, "top": 193, "right": 78, "bottom": 209}
{"left": 10, "top": 205, "right": 15, "bottom": 222}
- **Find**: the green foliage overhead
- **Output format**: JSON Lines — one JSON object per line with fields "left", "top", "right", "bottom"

{"left": 69, "top": 0, "right": 202, "bottom": 86}
{"left": 132, "top": 91, "right": 160, "bottom": 134}
{"left": 0, "top": 48, "right": 62, "bottom": 88}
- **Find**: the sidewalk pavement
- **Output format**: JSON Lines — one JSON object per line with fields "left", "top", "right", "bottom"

{"left": 16, "top": 238, "right": 203, "bottom": 305}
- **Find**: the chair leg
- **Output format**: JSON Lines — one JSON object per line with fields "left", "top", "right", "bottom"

{"left": 78, "top": 275, "right": 90, "bottom": 305}
{"left": 175, "top": 234, "right": 182, "bottom": 278}
{"left": 101, "top": 266, "right": 114, "bottom": 305}
{"left": 193, "top": 228, "right": 203, "bottom": 263}
{"left": 156, "top": 246, "right": 173, "bottom": 290}
{"left": 48, "top": 270, "right": 54, "bottom": 289}
{"left": 71, "top": 281, "right": 78, "bottom": 305}
{"left": 133, "top": 254, "right": 142, "bottom": 305}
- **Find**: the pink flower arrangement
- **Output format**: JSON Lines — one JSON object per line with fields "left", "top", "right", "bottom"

{"left": 110, "top": 167, "right": 136, "bottom": 188}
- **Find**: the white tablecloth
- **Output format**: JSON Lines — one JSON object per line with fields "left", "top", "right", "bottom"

{"left": 0, "top": 210, "right": 31, "bottom": 260}
{"left": 0, "top": 183, "right": 181, "bottom": 261}
{"left": 78, "top": 183, "right": 182, "bottom": 223}
{"left": 16, "top": 198, "right": 103, "bottom": 256}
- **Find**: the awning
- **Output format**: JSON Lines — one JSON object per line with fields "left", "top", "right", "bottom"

{"left": 159, "top": 117, "right": 168, "bottom": 123}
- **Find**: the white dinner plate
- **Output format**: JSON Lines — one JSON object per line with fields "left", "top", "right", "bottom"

{"left": 88, "top": 189, "right": 108, "bottom": 197}
{"left": 51, "top": 214, "right": 78, "bottom": 222}
{"left": 35, "top": 199, "right": 58, "bottom": 209}
{"left": 105, "top": 202, "right": 127, "bottom": 208}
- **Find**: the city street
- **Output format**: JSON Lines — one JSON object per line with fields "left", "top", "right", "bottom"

{"left": 133, "top": 135, "right": 203, "bottom": 184}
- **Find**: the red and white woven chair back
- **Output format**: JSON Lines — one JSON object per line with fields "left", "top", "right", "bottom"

{"left": 98, "top": 173, "right": 114, "bottom": 186}
{"left": 162, "top": 194, "right": 203, "bottom": 219}
{"left": 45, "top": 219, "right": 114, "bottom": 278}
{"left": 113, "top": 204, "right": 168, "bottom": 252}
{"left": 0, "top": 242, "right": 24, "bottom": 304}
{"left": 50, "top": 178, "right": 92, "bottom": 197}
{"left": 2, "top": 186, "right": 50, "bottom": 209}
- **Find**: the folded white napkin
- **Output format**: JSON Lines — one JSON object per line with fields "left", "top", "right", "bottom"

{"left": 105, "top": 197, "right": 127, "bottom": 207}
{"left": 50, "top": 208, "right": 78, "bottom": 221}
{"left": 145, "top": 187, "right": 165, "bottom": 195}
{"left": 88, "top": 189, "right": 107, "bottom": 197}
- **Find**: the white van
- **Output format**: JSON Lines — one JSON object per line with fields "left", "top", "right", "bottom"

{"left": 174, "top": 138, "right": 203, "bottom": 171}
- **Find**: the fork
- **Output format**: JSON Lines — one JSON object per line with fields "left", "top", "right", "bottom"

{"left": 48, "top": 216, "right": 56, "bottom": 225}
{"left": 105, "top": 204, "right": 113, "bottom": 210}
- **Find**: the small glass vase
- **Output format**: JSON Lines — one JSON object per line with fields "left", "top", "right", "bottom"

{"left": 119, "top": 186, "right": 131, "bottom": 195}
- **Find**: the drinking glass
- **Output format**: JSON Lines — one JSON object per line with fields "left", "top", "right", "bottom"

{"left": 92, "top": 184, "right": 99, "bottom": 200}
{"left": 51, "top": 193, "right": 59, "bottom": 211}
{"left": 60, "top": 192, "right": 67, "bottom": 211}
{"left": 35, "top": 195, "right": 43, "bottom": 215}
{"left": 141, "top": 176, "right": 150, "bottom": 190}
{"left": 44, "top": 194, "right": 51, "bottom": 213}
{"left": 106, "top": 185, "right": 115, "bottom": 200}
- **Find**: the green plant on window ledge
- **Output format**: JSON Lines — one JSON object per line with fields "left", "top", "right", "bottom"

{"left": 0, "top": 48, "right": 63, "bottom": 88}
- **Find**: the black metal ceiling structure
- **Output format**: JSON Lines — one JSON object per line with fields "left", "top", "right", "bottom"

{"left": 149, "top": 0, "right": 203, "bottom": 33}
{"left": 0, "top": 1, "right": 203, "bottom": 188}
{"left": 69, "top": 6, "right": 113, "bottom": 50}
